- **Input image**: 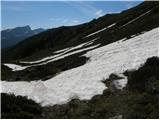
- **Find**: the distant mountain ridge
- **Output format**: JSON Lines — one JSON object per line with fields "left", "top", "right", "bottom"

{"left": 1, "top": 25, "right": 45, "bottom": 48}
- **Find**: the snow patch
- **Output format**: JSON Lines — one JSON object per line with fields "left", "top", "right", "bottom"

{"left": 84, "top": 23, "right": 116, "bottom": 38}
{"left": 107, "top": 23, "right": 116, "bottom": 29}
{"left": 120, "top": 10, "right": 152, "bottom": 29}
{"left": 3, "top": 64, "right": 28, "bottom": 71}
{"left": 20, "top": 38, "right": 99, "bottom": 64}
{"left": 4, "top": 44, "right": 100, "bottom": 71}
{"left": 54, "top": 48, "right": 70, "bottom": 54}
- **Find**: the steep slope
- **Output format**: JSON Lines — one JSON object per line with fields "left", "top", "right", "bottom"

{"left": 1, "top": 1, "right": 159, "bottom": 82}
{"left": 1, "top": 27, "right": 158, "bottom": 106}
{"left": 1, "top": 25, "right": 45, "bottom": 48}
{"left": 2, "top": 1, "right": 158, "bottom": 62}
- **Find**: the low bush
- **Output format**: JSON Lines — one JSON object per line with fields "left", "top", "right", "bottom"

{"left": 1, "top": 93, "right": 42, "bottom": 119}
{"left": 127, "top": 56, "right": 159, "bottom": 92}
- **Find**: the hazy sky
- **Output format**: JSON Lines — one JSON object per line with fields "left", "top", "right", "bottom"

{"left": 2, "top": 1, "right": 143, "bottom": 30}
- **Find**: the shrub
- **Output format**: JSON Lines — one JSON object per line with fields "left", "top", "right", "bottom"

{"left": 127, "top": 56, "right": 159, "bottom": 92}
{"left": 1, "top": 93, "right": 42, "bottom": 119}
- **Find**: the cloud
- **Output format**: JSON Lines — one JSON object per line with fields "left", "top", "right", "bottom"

{"left": 65, "top": 2, "right": 104, "bottom": 18}
{"left": 49, "top": 17, "right": 80, "bottom": 26}
{"left": 49, "top": 18, "right": 68, "bottom": 24}
{"left": 108, "top": 11, "right": 121, "bottom": 14}
{"left": 62, "top": 19, "right": 68, "bottom": 23}
{"left": 126, "top": 2, "right": 134, "bottom": 9}
{"left": 72, "top": 20, "right": 79, "bottom": 23}
{"left": 95, "top": 9, "right": 103, "bottom": 18}
{"left": 68, "top": 20, "right": 80, "bottom": 26}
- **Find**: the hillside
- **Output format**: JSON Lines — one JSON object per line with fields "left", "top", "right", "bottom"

{"left": 1, "top": 1, "right": 159, "bottom": 82}
{"left": 1, "top": 1, "right": 159, "bottom": 119}
{"left": 2, "top": 1, "right": 158, "bottom": 62}
{"left": 2, "top": 27, "right": 159, "bottom": 105}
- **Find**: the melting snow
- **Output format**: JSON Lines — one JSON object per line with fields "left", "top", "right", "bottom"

{"left": 20, "top": 38, "right": 99, "bottom": 64}
{"left": 41, "top": 44, "right": 100, "bottom": 65}
{"left": 119, "top": 9, "right": 152, "bottom": 29}
{"left": 107, "top": 23, "right": 116, "bottom": 28}
{"left": 4, "top": 44, "right": 99, "bottom": 71}
{"left": 54, "top": 48, "right": 70, "bottom": 54}
{"left": 84, "top": 23, "right": 116, "bottom": 38}
{"left": 1, "top": 27, "right": 158, "bottom": 106}
{"left": 3, "top": 64, "right": 28, "bottom": 71}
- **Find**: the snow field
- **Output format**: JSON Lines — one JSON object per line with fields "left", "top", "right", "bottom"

{"left": 1, "top": 27, "right": 159, "bottom": 106}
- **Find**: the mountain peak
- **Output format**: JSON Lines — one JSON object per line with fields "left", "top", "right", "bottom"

{"left": 1, "top": 25, "right": 45, "bottom": 48}
{"left": 14, "top": 25, "right": 31, "bottom": 31}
